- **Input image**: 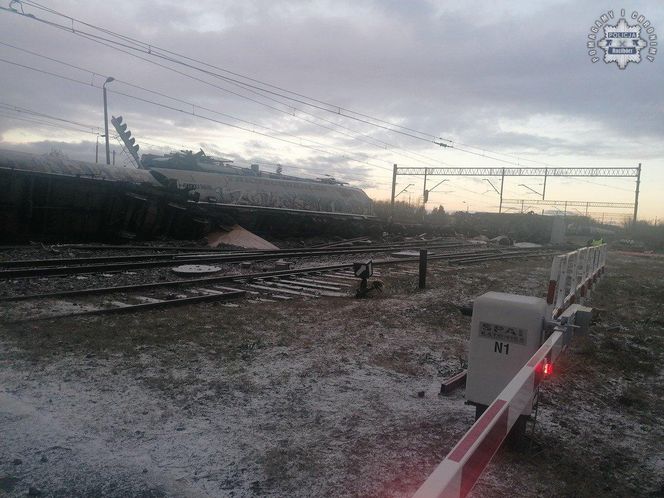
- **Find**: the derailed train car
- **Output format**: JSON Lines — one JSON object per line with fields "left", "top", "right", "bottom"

{"left": 142, "top": 149, "right": 373, "bottom": 216}
{"left": 0, "top": 148, "right": 205, "bottom": 242}
{"left": 0, "top": 148, "right": 375, "bottom": 242}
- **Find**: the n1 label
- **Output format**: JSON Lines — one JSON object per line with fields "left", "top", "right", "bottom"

{"left": 494, "top": 341, "right": 510, "bottom": 355}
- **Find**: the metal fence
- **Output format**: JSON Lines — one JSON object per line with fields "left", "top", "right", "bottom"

{"left": 547, "top": 244, "right": 607, "bottom": 318}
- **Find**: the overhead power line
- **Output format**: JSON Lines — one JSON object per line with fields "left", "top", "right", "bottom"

{"left": 0, "top": 110, "right": 98, "bottom": 134}
{"left": 0, "top": 40, "right": 452, "bottom": 169}
{"left": 1, "top": 1, "right": 440, "bottom": 144}
{"left": 0, "top": 100, "right": 392, "bottom": 185}
{"left": 0, "top": 44, "right": 399, "bottom": 170}
{"left": 0, "top": 101, "right": 359, "bottom": 181}
{"left": 15, "top": 0, "right": 439, "bottom": 139}
{"left": 0, "top": 56, "right": 396, "bottom": 173}
{"left": 1, "top": 0, "right": 562, "bottom": 169}
{"left": 572, "top": 177, "right": 636, "bottom": 192}
{"left": 0, "top": 101, "right": 100, "bottom": 132}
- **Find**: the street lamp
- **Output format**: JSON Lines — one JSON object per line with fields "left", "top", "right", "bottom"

{"left": 102, "top": 76, "right": 115, "bottom": 165}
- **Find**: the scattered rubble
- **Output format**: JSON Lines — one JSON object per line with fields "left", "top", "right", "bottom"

{"left": 490, "top": 235, "right": 512, "bottom": 246}
{"left": 207, "top": 225, "right": 279, "bottom": 250}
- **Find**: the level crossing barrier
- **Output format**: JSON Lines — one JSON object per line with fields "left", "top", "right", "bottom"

{"left": 413, "top": 245, "right": 607, "bottom": 498}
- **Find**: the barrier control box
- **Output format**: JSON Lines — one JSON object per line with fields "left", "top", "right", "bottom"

{"left": 465, "top": 291, "right": 547, "bottom": 416}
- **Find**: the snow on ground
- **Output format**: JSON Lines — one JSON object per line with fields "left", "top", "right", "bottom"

{"left": 1, "top": 254, "right": 662, "bottom": 497}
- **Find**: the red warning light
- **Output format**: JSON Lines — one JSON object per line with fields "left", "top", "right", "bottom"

{"left": 543, "top": 361, "right": 553, "bottom": 376}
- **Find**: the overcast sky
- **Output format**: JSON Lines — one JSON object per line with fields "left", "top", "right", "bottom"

{"left": 1, "top": 0, "right": 662, "bottom": 221}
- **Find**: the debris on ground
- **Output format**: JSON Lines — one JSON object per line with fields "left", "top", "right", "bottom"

{"left": 490, "top": 235, "right": 512, "bottom": 246}
{"left": 513, "top": 242, "right": 543, "bottom": 248}
{"left": 207, "top": 225, "right": 279, "bottom": 250}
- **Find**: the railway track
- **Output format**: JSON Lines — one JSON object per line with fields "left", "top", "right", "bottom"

{"left": 0, "top": 237, "right": 456, "bottom": 261}
{"left": 1, "top": 265, "right": 372, "bottom": 322}
{"left": 0, "top": 248, "right": 557, "bottom": 323}
{"left": 0, "top": 241, "right": 483, "bottom": 279}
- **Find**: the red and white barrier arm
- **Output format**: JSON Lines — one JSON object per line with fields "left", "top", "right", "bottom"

{"left": 412, "top": 330, "right": 564, "bottom": 498}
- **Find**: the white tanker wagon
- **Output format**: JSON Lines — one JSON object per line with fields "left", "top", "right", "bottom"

{"left": 113, "top": 115, "right": 375, "bottom": 218}
{"left": 145, "top": 153, "right": 374, "bottom": 216}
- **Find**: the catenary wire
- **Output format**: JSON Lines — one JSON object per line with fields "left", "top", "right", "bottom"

{"left": 3, "top": 1, "right": 592, "bottom": 170}
{"left": 0, "top": 56, "right": 395, "bottom": 173}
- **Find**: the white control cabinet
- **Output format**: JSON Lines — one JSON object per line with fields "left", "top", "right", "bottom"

{"left": 465, "top": 292, "right": 547, "bottom": 415}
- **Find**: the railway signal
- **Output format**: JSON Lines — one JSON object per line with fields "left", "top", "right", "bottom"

{"left": 111, "top": 115, "right": 141, "bottom": 167}
{"left": 353, "top": 260, "right": 373, "bottom": 279}
{"left": 353, "top": 260, "right": 383, "bottom": 298}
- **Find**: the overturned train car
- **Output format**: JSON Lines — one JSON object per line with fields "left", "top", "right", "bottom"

{"left": 0, "top": 148, "right": 376, "bottom": 242}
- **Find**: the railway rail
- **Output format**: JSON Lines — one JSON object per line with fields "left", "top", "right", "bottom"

{"left": 1, "top": 235, "right": 376, "bottom": 252}
{"left": 0, "top": 247, "right": 557, "bottom": 323}
{"left": 0, "top": 241, "right": 486, "bottom": 279}
{"left": 0, "top": 237, "right": 454, "bottom": 258}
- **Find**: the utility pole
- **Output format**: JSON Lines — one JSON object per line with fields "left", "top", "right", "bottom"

{"left": 422, "top": 167, "right": 428, "bottom": 205}
{"left": 102, "top": 76, "right": 115, "bottom": 165}
{"left": 95, "top": 135, "right": 99, "bottom": 163}
{"left": 390, "top": 164, "right": 397, "bottom": 222}
{"left": 633, "top": 162, "right": 641, "bottom": 224}
{"left": 498, "top": 168, "right": 505, "bottom": 213}
{"left": 542, "top": 167, "right": 548, "bottom": 200}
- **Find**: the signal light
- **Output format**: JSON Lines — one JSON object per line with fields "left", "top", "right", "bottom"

{"left": 110, "top": 115, "right": 141, "bottom": 167}
{"left": 543, "top": 360, "right": 553, "bottom": 376}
